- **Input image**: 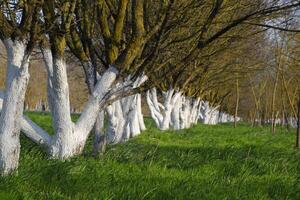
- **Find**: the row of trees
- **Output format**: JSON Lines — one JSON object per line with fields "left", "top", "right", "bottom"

{"left": 229, "top": 32, "right": 300, "bottom": 131}
{"left": 0, "top": 0, "right": 299, "bottom": 176}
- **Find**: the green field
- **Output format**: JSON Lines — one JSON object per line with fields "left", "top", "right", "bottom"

{"left": 0, "top": 112, "right": 300, "bottom": 200}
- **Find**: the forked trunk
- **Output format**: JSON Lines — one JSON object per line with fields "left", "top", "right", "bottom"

{"left": 42, "top": 48, "right": 119, "bottom": 158}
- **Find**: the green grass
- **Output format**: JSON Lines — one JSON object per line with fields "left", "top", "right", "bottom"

{"left": 0, "top": 112, "right": 300, "bottom": 200}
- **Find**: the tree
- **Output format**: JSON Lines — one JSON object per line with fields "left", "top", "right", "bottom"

{"left": 0, "top": 0, "right": 43, "bottom": 175}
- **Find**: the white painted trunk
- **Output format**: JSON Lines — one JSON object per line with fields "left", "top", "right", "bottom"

{"left": 82, "top": 61, "right": 108, "bottom": 155}
{"left": 106, "top": 100, "right": 125, "bottom": 143}
{"left": 128, "top": 95, "right": 141, "bottom": 138}
{"left": 0, "top": 40, "right": 30, "bottom": 175}
{"left": 200, "top": 101, "right": 220, "bottom": 125}
{"left": 171, "top": 96, "right": 182, "bottom": 130}
{"left": 161, "top": 108, "right": 172, "bottom": 130}
{"left": 107, "top": 94, "right": 143, "bottom": 143}
{"left": 106, "top": 76, "right": 147, "bottom": 143}
{"left": 179, "top": 97, "right": 188, "bottom": 129}
{"left": 121, "top": 94, "right": 135, "bottom": 140}
{"left": 75, "top": 66, "right": 118, "bottom": 140}
{"left": 184, "top": 97, "right": 193, "bottom": 128}
{"left": 0, "top": 92, "right": 52, "bottom": 149}
{"left": 137, "top": 94, "right": 146, "bottom": 131}
{"left": 43, "top": 51, "right": 75, "bottom": 158}
{"left": 146, "top": 89, "right": 162, "bottom": 128}
{"left": 147, "top": 88, "right": 181, "bottom": 130}
{"left": 42, "top": 48, "right": 119, "bottom": 158}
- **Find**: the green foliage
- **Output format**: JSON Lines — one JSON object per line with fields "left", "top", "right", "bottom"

{"left": 0, "top": 113, "right": 299, "bottom": 200}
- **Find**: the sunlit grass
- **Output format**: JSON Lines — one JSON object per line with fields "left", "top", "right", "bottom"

{"left": 0, "top": 113, "right": 299, "bottom": 200}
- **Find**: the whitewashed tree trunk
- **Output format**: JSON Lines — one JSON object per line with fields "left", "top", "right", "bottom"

{"left": 123, "top": 94, "right": 141, "bottom": 139}
{"left": 66, "top": 65, "right": 119, "bottom": 157}
{"left": 82, "top": 61, "right": 108, "bottom": 155}
{"left": 106, "top": 100, "right": 125, "bottom": 143}
{"left": 200, "top": 101, "right": 220, "bottom": 125}
{"left": 43, "top": 50, "right": 76, "bottom": 158}
{"left": 42, "top": 48, "right": 119, "bottom": 158}
{"left": 146, "top": 89, "right": 163, "bottom": 128}
{"left": 106, "top": 75, "right": 147, "bottom": 143}
{"left": 20, "top": 116, "right": 52, "bottom": 147}
{"left": 180, "top": 96, "right": 193, "bottom": 129}
{"left": 171, "top": 95, "right": 182, "bottom": 130}
{"left": 147, "top": 88, "right": 181, "bottom": 130}
{"left": 128, "top": 76, "right": 147, "bottom": 135}
{"left": 0, "top": 40, "right": 30, "bottom": 175}
{"left": 137, "top": 94, "right": 146, "bottom": 131}
{"left": 0, "top": 92, "right": 52, "bottom": 149}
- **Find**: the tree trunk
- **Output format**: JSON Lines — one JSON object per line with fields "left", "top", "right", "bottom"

{"left": 105, "top": 76, "right": 147, "bottom": 144}
{"left": 43, "top": 51, "right": 75, "bottom": 158}
{"left": 0, "top": 40, "right": 30, "bottom": 175}
{"left": 171, "top": 96, "right": 182, "bottom": 130}
{"left": 106, "top": 101, "right": 124, "bottom": 143}
{"left": 147, "top": 88, "right": 182, "bottom": 130}
{"left": 82, "top": 61, "right": 108, "bottom": 155}
{"left": 92, "top": 111, "right": 106, "bottom": 155}
{"left": 0, "top": 92, "right": 52, "bottom": 149}
{"left": 146, "top": 88, "right": 163, "bottom": 128}
{"left": 271, "top": 69, "right": 280, "bottom": 134}
{"left": 42, "top": 48, "right": 119, "bottom": 158}
{"left": 137, "top": 94, "right": 146, "bottom": 131}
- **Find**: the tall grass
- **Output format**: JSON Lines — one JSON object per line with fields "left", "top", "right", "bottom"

{"left": 0, "top": 113, "right": 299, "bottom": 200}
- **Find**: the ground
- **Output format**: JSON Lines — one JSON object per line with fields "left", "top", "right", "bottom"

{"left": 0, "top": 112, "right": 300, "bottom": 200}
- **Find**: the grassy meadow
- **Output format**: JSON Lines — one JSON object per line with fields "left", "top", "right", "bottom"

{"left": 0, "top": 112, "right": 300, "bottom": 200}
